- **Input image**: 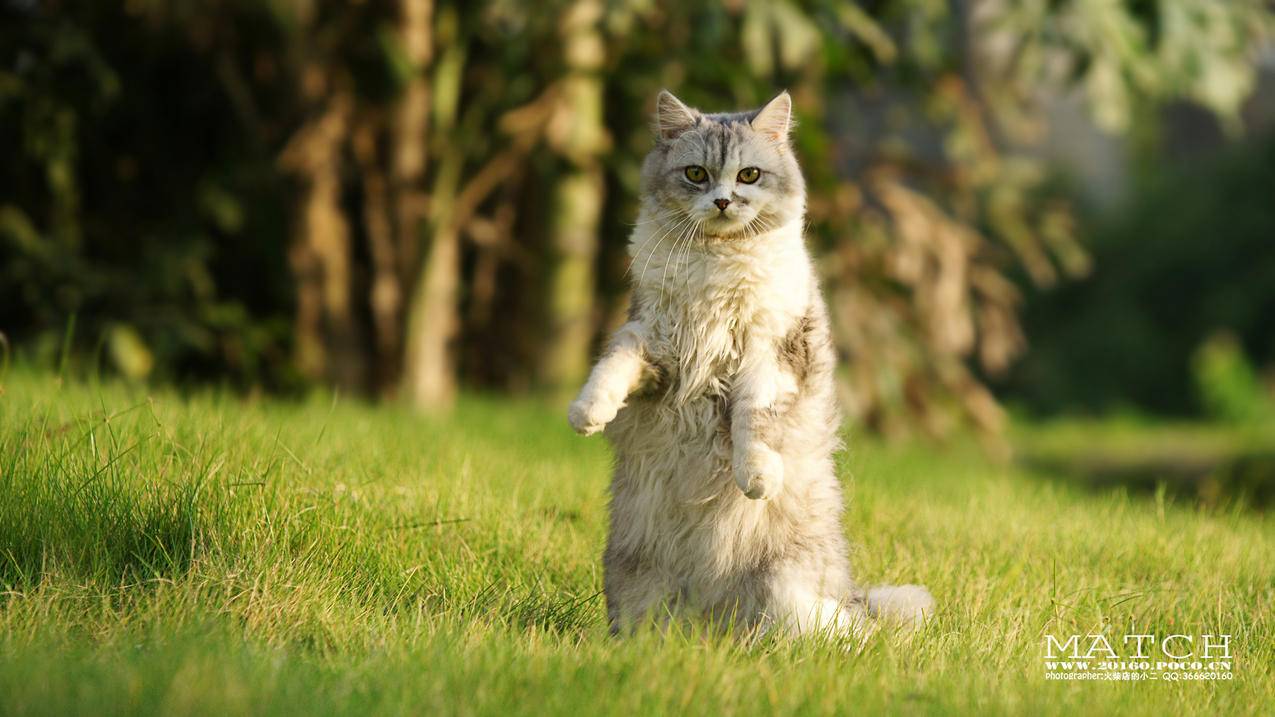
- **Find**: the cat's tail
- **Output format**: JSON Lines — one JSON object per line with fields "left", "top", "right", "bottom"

{"left": 865, "top": 584, "right": 934, "bottom": 628}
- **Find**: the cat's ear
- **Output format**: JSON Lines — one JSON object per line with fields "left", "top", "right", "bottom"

{"left": 654, "top": 90, "right": 698, "bottom": 140}
{"left": 751, "top": 91, "right": 792, "bottom": 142}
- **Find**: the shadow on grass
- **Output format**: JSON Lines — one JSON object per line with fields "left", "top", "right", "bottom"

{"left": 1019, "top": 442, "right": 1275, "bottom": 509}
{"left": 0, "top": 418, "right": 219, "bottom": 591}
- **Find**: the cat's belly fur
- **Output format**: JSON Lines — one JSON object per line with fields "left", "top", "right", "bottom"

{"left": 602, "top": 375, "right": 852, "bottom": 622}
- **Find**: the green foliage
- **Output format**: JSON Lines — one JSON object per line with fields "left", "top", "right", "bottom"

{"left": 1006, "top": 133, "right": 1275, "bottom": 417}
{"left": 0, "top": 4, "right": 296, "bottom": 389}
{"left": 1193, "top": 332, "right": 1275, "bottom": 426}
{"left": 997, "top": 0, "right": 1273, "bottom": 133}
{"left": 0, "top": 369, "right": 1272, "bottom": 713}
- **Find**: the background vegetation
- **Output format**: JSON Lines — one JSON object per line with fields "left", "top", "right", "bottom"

{"left": 1008, "top": 131, "right": 1275, "bottom": 420}
{"left": 5, "top": 0, "right": 1273, "bottom": 437}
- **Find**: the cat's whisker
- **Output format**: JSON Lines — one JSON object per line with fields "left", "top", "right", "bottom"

{"left": 677, "top": 219, "right": 702, "bottom": 271}
{"left": 648, "top": 217, "right": 698, "bottom": 293}
{"left": 680, "top": 218, "right": 701, "bottom": 266}
{"left": 660, "top": 218, "right": 698, "bottom": 298}
{"left": 664, "top": 220, "right": 696, "bottom": 311}
{"left": 639, "top": 215, "right": 690, "bottom": 279}
{"left": 751, "top": 214, "right": 777, "bottom": 238}
{"left": 630, "top": 213, "right": 694, "bottom": 282}
{"left": 623, "top": 217, "right": 671, "bottom": 279}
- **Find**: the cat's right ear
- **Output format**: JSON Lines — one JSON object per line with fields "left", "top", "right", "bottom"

{"left": 654, "top": 90, "right": 698, "bottom": 141}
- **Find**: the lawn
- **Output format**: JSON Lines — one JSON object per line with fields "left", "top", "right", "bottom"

{"left": 0, "top": 368, "right": 1271, "bottom": 715}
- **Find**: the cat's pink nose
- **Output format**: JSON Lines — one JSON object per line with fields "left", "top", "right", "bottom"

{"left": 714, "top": 198, "right": 731, "bottom": 211}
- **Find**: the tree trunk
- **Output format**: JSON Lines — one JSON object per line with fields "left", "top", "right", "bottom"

{"left": 280, "top": 91, "right": 368, "bottom": 392}
{"left": 391, "top": 0, "right": 433, "bottom": 277}
{"left": 352, "top": 112, "right": 402, "bottom": 394}
{"left": 368, "top": 0, "right": 433, "bottom": 397}
{"left": 540, "top": 166, "right": 605, "bottom": 394}
{"left": 536, "top": 0, "right": 608, "bottom": 396}
{"left": 403, "top": 5, "right": 463, "bottom": 409}
{"left": 403, "top": 156, "right": 460, "bottom": 408}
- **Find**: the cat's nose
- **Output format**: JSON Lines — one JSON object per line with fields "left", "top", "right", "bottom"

{"left": 713, "top": 198, "right": 731, "bottom": 211}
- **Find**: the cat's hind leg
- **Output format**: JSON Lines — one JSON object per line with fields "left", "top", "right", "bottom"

{"left": 766, "top": 583, "right": 870, "bottom": 642}
{"left": 603, "top": 552, "right": 679, "bottom": 636}
{"left": 762, "top": 562, "right": 871, "bottom": 642}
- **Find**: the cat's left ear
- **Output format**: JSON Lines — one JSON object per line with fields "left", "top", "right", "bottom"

{"left": 751, "top": 91, "right": 792, "bottom": 142}
{"left": 655, "top": 90, "right": 699, "bottom": 140}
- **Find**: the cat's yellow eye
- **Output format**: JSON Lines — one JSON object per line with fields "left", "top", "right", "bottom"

{"left": 684, "top": 166, "right": 708, "bottom": 183}
{"left": 737, "top": 167, "right": 761, "bottom": 184}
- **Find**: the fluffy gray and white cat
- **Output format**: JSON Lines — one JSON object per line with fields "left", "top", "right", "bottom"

{"left": 569, "top": 90, "right": 933, "bottom": 639}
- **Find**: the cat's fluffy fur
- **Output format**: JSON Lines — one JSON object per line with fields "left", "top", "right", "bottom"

{"left": 569, "top": 90, "right": 932, "bottom": 639}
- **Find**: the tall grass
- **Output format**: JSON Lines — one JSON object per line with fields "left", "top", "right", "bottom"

{"left": 0, "top": 368, "right": 1271, "bottom": 715}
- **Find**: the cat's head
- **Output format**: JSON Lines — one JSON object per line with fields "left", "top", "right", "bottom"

{"left": 640, "top": 90, "right": 805, "bottom": 240}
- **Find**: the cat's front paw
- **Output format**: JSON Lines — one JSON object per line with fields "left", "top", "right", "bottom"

{"left": 568, "top": 394, "right": 619, "bottom": 436}
{"left": 734, "top": 444, "right": 784, "bottom": 500}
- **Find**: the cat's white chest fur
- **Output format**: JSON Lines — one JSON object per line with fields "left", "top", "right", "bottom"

{"left": 635, "top": 221, "right": 811, "bottom": 402}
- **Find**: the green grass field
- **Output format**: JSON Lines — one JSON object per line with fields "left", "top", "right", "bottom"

{"left": 0, "top": 368, "right": 1271, "bottom": 715}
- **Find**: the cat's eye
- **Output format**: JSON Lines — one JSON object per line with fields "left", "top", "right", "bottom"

{"left": 684, "top": 166, "right": 708, "bottom": 183}
{"left": 737, "top": 167, "right": 761, "bottom": 184}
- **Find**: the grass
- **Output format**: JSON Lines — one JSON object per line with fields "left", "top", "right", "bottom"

{"left": 0, "top": 367, "right": 1271, "bottom": 716}
{"left": 1014, "top": 416, "right": 1275, "bottom": 508}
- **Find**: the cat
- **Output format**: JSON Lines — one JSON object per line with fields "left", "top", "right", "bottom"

{"left": 569, "top": 90, "right": 933, "bottom": 640}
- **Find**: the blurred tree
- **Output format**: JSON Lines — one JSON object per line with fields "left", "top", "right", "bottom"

{"left": 0, "top": 2, "right": 298, "bottom": 389}
{"left": 2, "top": 0, "right": 1272, "bottom": 436}
{"left": 535, "top": 0, "right": 609, "bottom": 397}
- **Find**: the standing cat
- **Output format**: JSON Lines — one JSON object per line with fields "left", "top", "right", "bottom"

{"left": 569, "top": 90, "right": 933, "bottom": 639}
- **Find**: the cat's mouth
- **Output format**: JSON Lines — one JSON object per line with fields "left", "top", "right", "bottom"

{"left": 700, "top": 211, "right": 763, "bottom": 239}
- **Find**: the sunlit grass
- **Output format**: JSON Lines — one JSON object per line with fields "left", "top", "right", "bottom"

{"left": 0, "top": 368, "right": 1271, "bottom": 715}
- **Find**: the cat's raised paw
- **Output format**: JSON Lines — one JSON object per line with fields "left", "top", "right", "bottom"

{"left": 735, "top": 445, "right": 784, "bottom": 500}
{"left": 568, "top": 396, "right": 617, "bottom": 436}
